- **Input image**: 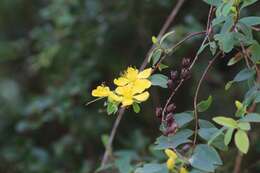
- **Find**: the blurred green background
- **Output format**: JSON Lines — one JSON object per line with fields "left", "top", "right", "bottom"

{"left": 0, "top": 0, "right": 260, "bottom": 172}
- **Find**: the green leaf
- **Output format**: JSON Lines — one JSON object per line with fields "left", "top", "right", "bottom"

{"left": 107, "top": 101, "right": 118, "bottom": 115}
{"left": 197, "top": 95, "right": 213, "bottom": 112}
{"left": 224, "top": 128, "right": 234, "bottom": 146}
{"left": 115, "top": 151, "right": 137, "bottom": 173}
{"left": 175, "top": 111, "right": 194, "bottom": 127}
{"left": 240, "top": 16, "right": 260, "bottom": 26}
{"left": 101, "top": 134, "right": 109, "bottom": 148}
{"left": 190, "top": 144, "right": 223, "bottom": 172}
{"left": 150, "top": 74, "right": 168, "bottom": 88}
{"left": 241, "top": 0, "right": 258, "bottom": 8}
{"left": 151, "top": 49, "right": 163, "bottom": 66}
{"left": 240, "top": 113, "right": 260, "bottom": 122}
{"left": 250, "top": 42, "right": 260, "bottom": 62}
{"left": 209, "top": 41, "right": 217, "bottom": 55}
{"left": 133, "top": 103, "right": 141, "bottom": 113}
{"left": 225, "top": 81, "right": 234, "bottom": 90}
{"left": 214, "top": 32, "right": 235, "bottom": 53}
{"left": 238, "top": 122, "right": 251, "bottom": 131}
{"left": 198, "top": 120, "right": 227, "bottom": 151}
{"left": 160, "top": 30, "right": 175, "bottom": 45}
{"left": 213, "top": 116, "right": 238, "bottom": 128}
{"left": 222, "top": 1, "right": 233, "bottom": 16}
{"left": 197, "top": 43, "right": 209, "bottom": 56}
{"left": 158, "top": 63, "right": 168, "bottom": 71}
{"left": 227, "top": 54, "right": 243, "bottom": 66}
{"left": 203, "top": 0, "right": 222, "bottom": 6}
{"left": 154, "top": 129, "right": 193, "bottom": 150}
{"left": 135, "top": 163, "right": 168, "bottom": 173}
{"left": 235, "top": 130, "right": 249, "bottom": 154}
{"left": 233, "top": 68, "right": 255, "bottom": 82}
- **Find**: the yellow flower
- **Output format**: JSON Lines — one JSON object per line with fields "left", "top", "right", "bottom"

{"left": 92, "top": 85, "right": 111, "bottom": 97}
{"left": 115, "top": 85, "right": 149, "bottom": 107}
{"left": 165, "top": 149, "right": 178, "bottom": 171}
{"left": 92, "top": 85, "right": 122, "bottom": 102}
{"left": 114, "top": 67, "right": 152, "bottom": 93}
{"left": 180, "top": 167, "right": 188, "bottom": 173}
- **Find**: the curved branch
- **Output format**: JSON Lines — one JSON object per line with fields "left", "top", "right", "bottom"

{"left": 192, "top": 52, "right": 221, "bottom": 147}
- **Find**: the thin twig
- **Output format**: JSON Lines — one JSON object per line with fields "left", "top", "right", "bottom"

{"left": 192, "top": 52, "right": 221, "bottom": 147}
{"left": 100, "top": 0, "right": 187, "bottom": 167}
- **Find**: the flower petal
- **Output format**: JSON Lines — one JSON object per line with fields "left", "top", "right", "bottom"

{"left": 166, "top": 158, "right": 175, "bottom": 171}
{"left": 91, "top": 86, "right": 110, "bottom": 97}
{"left": 126, "top": 67, "right": 138, "bottom": 81}
{"left": 138, "top": 68, "right": 152, "bottom": 79}
{"left": 164, "top": 149, "right": 177, "bottom": 159}
{"left": 109, "top": 92, "right": 122, "bottom": 102}
{"left": 122, "top": 98, "right": 133, "bottom": 107}
{"left": 133, "top": 79, "right": 151, "bottom": 93}
{"left": 114, "top": 77, "right": 129, "bottom": 86}
{"left": 133, "top": 92, "right": 149, "bottom": 102}
{"left": 180, "top": 167, "right": 188, "bottom": 173}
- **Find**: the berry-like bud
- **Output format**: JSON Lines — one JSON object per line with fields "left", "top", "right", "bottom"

{"left": 155, "top": 107, "right": 163, "bottom": 119}
{"left": 181, "top": 58, "right": 191, "bottom": 68}
{"left": 167, "top": 79, "right": 174, "bottom": 89}
{"left": 180, "top": 69, "right": 191, "bottom": 80}
{"left": 166, "top": 113, "right": 174, "bottom": 126}
{"left": 166, "top": 103, "right": 176, "bottom": 113}
{"left": 170, "top": 71, "right": 178, "bottom": 80}
{"left": 164, "top": 122, "right": 178, "bottom": 136}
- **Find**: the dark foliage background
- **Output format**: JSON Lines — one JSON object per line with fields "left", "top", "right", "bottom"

{"left": 0, "top": 0, "right": 259, "bottom": 172}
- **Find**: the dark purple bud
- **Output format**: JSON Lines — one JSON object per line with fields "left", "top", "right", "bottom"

{"left": 170, "top": 71, "right": 178, "bottom": 80}
{"left": 182, "top": 58, "right": 191, "bottom": 67}
{"left": 166, "top": 113, "right": 174, "bottom": 126}
{"left": 180, "top": 69, "right": 191, "bottom": 80}
{"left": 155, "top": 107, "right": 162, "bottom": 119}
{"left": 164, "top": 122, "right": 178, "bottom": 136}
{"left": 167, "top": 79, "right": 174, "bottom": 89}
{"left": 166, "top": 103, "right": 176, "bottom": 113}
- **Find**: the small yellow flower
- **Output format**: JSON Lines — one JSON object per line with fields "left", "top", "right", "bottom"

{"left": 165, "top": 149, "right": 178, "bottom": 171}
{"left": 115, "top": 85, "right": 149, "bottom": 107}
{"left": 180, "top": 167, "right": 188, "bottom": 173}
{"left": 114, "top": 67, "right": 152, "bottom": 93}
{"left": 92, "top": 85, "right": 122, "bottom": 102}
{"left": 92, "top": 85, "right": 111, "bottom": 97}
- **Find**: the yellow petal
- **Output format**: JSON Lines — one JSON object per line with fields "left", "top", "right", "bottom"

{"left": 91, "top": 86, "right": 110, "bottom": 97}
{"left": 133, "top": 92, "right": 149, "bottom": 102}
{"left": 126, "top": 67, "right": 138, "bottom": 81}
{"left": 138, "top": 68, "right": 152, "bottom": 79}
{"left": 109, "top": 92, "right": 122, "bottom": 102}
{"left": 121, "top": 98, "right": 134, "bottom": 107}
{"left": 115, "top": 86, "right": 125, "bottom": 95}
{"left": 180, "top": 167, "right": 188, "bottom": 173}
{"left": 166, "top": 158, "right": 175, "bottom": 171}
{"left": 164, "top": 149, "right": 178, "bottom": 160}
{"left": 114, "top": 77, "right": 129, "bottom": 86}
{"left": 133, "top": 79, "right": 151, "bottom": 93}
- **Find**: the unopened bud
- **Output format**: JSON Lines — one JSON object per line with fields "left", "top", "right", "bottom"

{"left": 166, "top": 103, "right": 176, "bottom": 113}
{"left": 167, "top": 79, "right": 174, "bottom": 89}
{"left": 181, "top": 69, "right": 191, "bottom": 80}
{"left": 181, "top": 58, "right": 191, "bottom": 68}
{"left": 170, "top": 71, "right": 178, "bottom": 80}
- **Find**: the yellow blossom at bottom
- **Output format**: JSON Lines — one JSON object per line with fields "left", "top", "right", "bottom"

{"left": 180, "top": 167, "right": 188, "bottom": 173}
{"left": 165, "top": 149, "right": 178, "bottom": 171}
